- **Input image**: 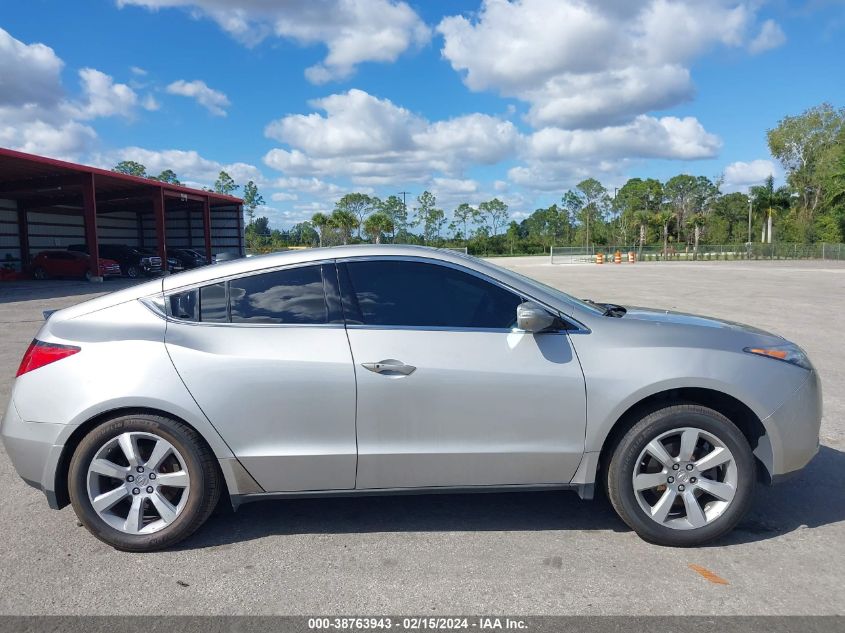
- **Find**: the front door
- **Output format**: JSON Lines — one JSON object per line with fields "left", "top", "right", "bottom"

{"left": 338, "top": 258, "right": 587, "bottom": 490}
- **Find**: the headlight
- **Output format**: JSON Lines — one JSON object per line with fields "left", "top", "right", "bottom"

{"left": 744, "top": 344, "right": 812, "bottom": 370}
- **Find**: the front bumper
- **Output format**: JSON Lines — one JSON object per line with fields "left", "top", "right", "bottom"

{"left": 0, "top": 396, "right": 65, "bottom": 507}
{"left": 755, "top": 369, "right": 822, "bottom": 479}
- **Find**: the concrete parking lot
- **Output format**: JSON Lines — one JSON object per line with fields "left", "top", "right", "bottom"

{"left": 0, "top": 260, "right": 843, "bottom": 615}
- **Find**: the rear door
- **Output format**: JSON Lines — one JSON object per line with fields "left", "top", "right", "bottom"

{"left": 339, "top": 257, "right": 587, "bottom": 490}
{"left": 164, "top": 262, "right": 358, "bottom": 492}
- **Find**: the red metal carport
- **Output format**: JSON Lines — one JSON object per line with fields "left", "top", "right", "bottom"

{"left": 0, "top": 147, "right": 243, "bottom": 280}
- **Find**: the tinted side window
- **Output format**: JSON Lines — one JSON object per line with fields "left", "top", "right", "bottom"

{"left": 200, "top": 282, "right": 228, "bottom": 323}
{"left": 342, "top": 260, "right": 522, "bottom": 328}
{"left": 230, "top": 265, "right": 328, "bottom": 324}
{"left": 169, "top": 289, "right": 198, "bottom": 321}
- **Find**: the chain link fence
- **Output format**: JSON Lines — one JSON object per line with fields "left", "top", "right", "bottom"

{"left": 550, "top": 243, "right": 845, "bottom": 264}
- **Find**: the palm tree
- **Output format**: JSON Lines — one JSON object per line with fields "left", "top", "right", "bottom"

{"left": 751, "top": 175, "right": 790, "bottom": 243}
{"left": 311, "top": 212, "right": 328, "bottom": 247}
{"left": 635, "top": 209, "right": 651, "bottom": 255}
{"left": 362, "top": 212, "right": 394, "bottom": 244}
{"left": 329, "top": 209, "right": 358, "bottom": 245}
{"left": 688, "top": 213, "right": 707, "bottom": 253}
{"left": 655, "top": 209, "right": 675, "bottom": 256}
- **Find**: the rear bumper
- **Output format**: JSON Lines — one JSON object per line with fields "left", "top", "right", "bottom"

{"left": 755, "top": 369, "right": 822, "bottom": 479}
{"left": 0, "top": 397, "right": 65, "bottom": 507}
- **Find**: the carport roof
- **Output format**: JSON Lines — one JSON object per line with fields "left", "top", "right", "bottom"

{"left": 0, "top": 146, "right": 243, "bottom": 209}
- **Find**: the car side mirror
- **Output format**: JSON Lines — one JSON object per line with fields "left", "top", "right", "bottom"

{"left": 516, "top": 301, "right": 557, "bottom": 333}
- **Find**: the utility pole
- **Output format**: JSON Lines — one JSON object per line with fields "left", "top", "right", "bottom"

{"left": 398, "top": 191, "right": 410, "bottom": 245}
{"left": 747, "top": 194, "right": 753, "bottom": 244}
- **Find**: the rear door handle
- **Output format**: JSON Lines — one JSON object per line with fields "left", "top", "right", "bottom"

{"left": 361, "top": 359, "right": 416, "bottom": 375}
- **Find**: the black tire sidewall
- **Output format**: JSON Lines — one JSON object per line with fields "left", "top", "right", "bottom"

{"left": 608, "top": 406, "right": 755, "bottom": 547}
{"left": 68, "top": 414, "right": 215, "bottom": 551}
{"left": 126, "top": 265, "right": 140, "bottom": 278}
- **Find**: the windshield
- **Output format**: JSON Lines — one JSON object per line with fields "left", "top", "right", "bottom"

{"left": 480, "top": 260, "right": 606, "bottom": 315}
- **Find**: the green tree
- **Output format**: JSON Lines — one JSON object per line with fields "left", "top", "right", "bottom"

{"left": 751, "top": 175, "right": 791, "bottom": 243}
{"left": 506, "top": 220, "right": 520, "bottom": 255}
{"left": 152, "top": 169, "right": 180, "bottom": 184}
{"left": 477, "top": 198, "right": 509, "bottom": 236}
{"left": 214, "top": 170, "right": 238, "bottom": 195}
{"left": 290, "top": 222, "right": 319, "bottom": 247}
{"left": 713, "top": 192, "right": 751, "bottom": 243}
{"left": 311, "top": 212, "right": 329, "bottom": 247}
{"left": 664, "top": 174, "right": 699, "bottom": 245}
{"left": 363, "top": 212, "right": 394, "bottom": 244}
{"left": 688, "top": 176, "right": 720, "bottom": 250}
{"left": 335, "top": 193, "right": 375, "bottom": 239}
{"left": 453, "top": 203, "right": 478, "bottom": 241}
{"left": 564, "top": 179, "right": 610, "bottom": 248}
{"left": 655, "top": 209, "right": 676, "bottom": 255}
{"left": 414, "top": 191, "right": 446, "bottom": 243}
{"left": 378, "top": 195, "right": 407, "bottom": 242}
{"left": 113, "top": 161, "right": 147, "bottom": 177}
{"left": 768, "top": 103, "right": 845, "bottom": 230}
{"left": 329, "top": 209, "right": 358, "bottom": 245}
{"left": 245, "top": 216, "right": 270, "bottom": 251}
{"left": 242, "top": 180, "right": 265, "bottom": 225}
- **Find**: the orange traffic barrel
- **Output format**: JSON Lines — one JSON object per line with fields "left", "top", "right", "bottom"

{"left": 628, "top": 251, "right": 636, "bottom": 263}
{"left": 596, "top": 252, "right": 604, "bottom": 264}
{"left": 614, "top": 250, "right": 622, "bottom": 264}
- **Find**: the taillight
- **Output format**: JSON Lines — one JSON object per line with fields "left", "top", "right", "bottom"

{"left": 16, "top": 340, "right": 80, "bottom": 377}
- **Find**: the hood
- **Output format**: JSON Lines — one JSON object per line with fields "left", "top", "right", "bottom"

{"left": 620, "top": 306, "right": 783, "bottom": 339}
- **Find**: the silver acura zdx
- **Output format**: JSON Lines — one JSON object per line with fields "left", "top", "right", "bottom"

{"left": 1, "top": 245, "right": 821, "bottom": 550}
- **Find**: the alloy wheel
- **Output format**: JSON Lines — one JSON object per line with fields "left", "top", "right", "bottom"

{"left": 632, "top": 426, "right": 737, "bottom": 530}
{"left": 86, "top": 431, "right": 191, "bottom": 535}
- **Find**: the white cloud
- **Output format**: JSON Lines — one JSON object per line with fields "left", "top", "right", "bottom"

{"left": 0, "top": 27, "right": 64, "bottom": 108}
{"left": 509, "top": 115, "right": 721, "bottom": 192}
{"left": 0, "top": 28, "right": 150, "bottom": 159}
{"left": 272, "top": 176, "right": 346, "bottom": 199}
{"left": 271, "top": 192, "right": 299, "bottom": 202}
{"left": 70, "top": 68, "right": 143, "bottom": 119}
{"left": 749, "top": 19, "right": 786, "bottom": 54}
{"left": 130, "top": 65, "right": 148, "bottom": 76}
{"left": 263, "top": 89, "right": 520, "bottom": 185}
{"left": 526, "top": 116, "right": 721, "bottom": 162}
{"left": 98, "top": 147, "right": 264, "bottom": 187}
{"left": 142, "top": 94, "right": 161, "bottom": 111}
{"left": 117, "top": 0, "right": 430, "bottom": 83}
{"left": 722, "top": 159, "right": 779, "bottom": 191}
{"left": 166, "top": 79, "right": 230, "bottom": 116}
{"left": 0, "top": 114, "right": 97, "bottom": 158}
{"left": 438, "top": 0, "right": 770, "bottom": 129}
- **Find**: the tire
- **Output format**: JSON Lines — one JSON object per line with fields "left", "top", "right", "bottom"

{"left": 68, "top": 412, "right": 221, "bottom": 552}
{"left": 126, "top": 265, "right": 140, "bottom": 279}
{"left": 606, "top": 404, "right": 755, "bottom": 547}
{"left": 33, "top": 266, "right": 48, "bottom": 280}
{"left": 84, "top": 270, "right": 92, "bottom": 282}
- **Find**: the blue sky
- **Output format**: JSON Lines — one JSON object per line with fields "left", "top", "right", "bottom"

{"left": 1, "top": 0, "right": 844, "bottom": 228}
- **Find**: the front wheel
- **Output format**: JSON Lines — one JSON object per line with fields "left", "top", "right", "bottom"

{"left": 606, "top": 405, "right": 755, "bottom": 546}
{"left": 68, "top": 413, "right": 221, "bottom": 551}
{"left": 125, "top": 265, "right": 140, "bottom": 278}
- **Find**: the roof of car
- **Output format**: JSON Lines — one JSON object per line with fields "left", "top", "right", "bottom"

{"left": 162, "top": 244, "right": 477, "bottom": 292}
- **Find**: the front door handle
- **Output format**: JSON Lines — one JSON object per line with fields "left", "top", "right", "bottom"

{"left": 361, "top": 359, "right": 416, "bottom": 375}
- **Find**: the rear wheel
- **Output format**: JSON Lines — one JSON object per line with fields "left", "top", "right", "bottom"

{"left": 68, "top": 413, "right": 221, "bottom": 551}
{"left": 606, "top": 405, "right": 755, "bottom": 546}
{"left": 125, "top": 265, "right": 140, "bottom": 278}
{"left": 32, "top": 266, "right": 48, "bottom": 280}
